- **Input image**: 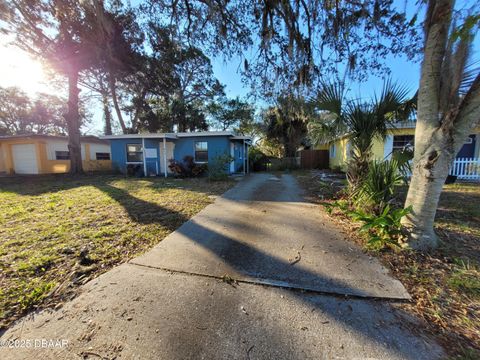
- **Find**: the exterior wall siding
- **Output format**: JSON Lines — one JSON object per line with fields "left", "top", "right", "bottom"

{"left": 329, "top": 137, "right": 349, "bottom": 171}
{"left": 110, "top": 138, "right": 142, "bottom": 174}
{"left": 0, "top": 138, "right": 111, "bottom": 175}
{"left": 324, "top": 127, "right": 480, "bottom": 170}
{"left": 174, "top": 136, "right": 231, "bottom": 164}
{"left": 109, "top": 135, "right": 244, "bottom": 175}
{"left": 0, "top": 144, "right": 6, "bottom": 172}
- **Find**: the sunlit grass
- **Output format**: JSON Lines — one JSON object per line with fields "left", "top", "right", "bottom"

{"left": 0, "top": 175, "right": 234, "bottom": 328}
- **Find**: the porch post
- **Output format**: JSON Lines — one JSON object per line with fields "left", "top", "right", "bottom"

{"left": 163, "top": 137, "right": 167, "bottom": 178}
{"left": 246, "top": 142, "right": 249, "bottom": 174}
{"left": 142, "top": 137, "right": 147, "bottom": 176}
{"left": 243, "top": 139, "right": 246, "bottom": 175}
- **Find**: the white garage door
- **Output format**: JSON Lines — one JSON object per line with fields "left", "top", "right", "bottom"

{"left": 12, "top": 144, "right": 38, "bottom": 174}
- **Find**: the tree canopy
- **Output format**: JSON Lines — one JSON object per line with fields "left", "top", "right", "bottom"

{"left": 0, "top": 86, "right": 89, "bottom": 135}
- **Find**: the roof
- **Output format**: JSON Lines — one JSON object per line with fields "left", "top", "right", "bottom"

{"left": 0, "top": 134, "right": 108, "bottom": 144}
{"left": 101, "top": 131, "right": 252, "bottom": 142}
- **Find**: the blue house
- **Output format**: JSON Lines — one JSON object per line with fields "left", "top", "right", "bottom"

{"left": 102, "top": 131, "right": 251, "bottom": 176}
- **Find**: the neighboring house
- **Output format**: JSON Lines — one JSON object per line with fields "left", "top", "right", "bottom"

{"left": 0, "top": 135, "right": 111, "bottom": 175}
{"left": 318, "top": 121, "right": 480, "bottom": 171}
{"left": 102, "top": 131, "right": 252, "bottom": 176}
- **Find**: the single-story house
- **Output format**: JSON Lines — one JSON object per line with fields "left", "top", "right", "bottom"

{"left": 102, "top": 131, "right": 252, "bottom": 176}
{"left": 0, "top": 134, "right": 111, "bottom": 175}
{"left": 318, "top": 121, "right": 480, "bottom": 171}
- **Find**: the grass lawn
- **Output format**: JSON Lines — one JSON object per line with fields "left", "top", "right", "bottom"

{"left": 0, "top": 175, "right": 234, "bottom": 329}
{"left": 295, "top": 170, "right": 480, "bottom": 359}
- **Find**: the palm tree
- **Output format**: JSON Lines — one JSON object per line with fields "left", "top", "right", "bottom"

{"left": 308, "top": 80, "right": 414, "bottom": 190}
{"left": 263, "top": 94, "right": 313, "bottom": 157}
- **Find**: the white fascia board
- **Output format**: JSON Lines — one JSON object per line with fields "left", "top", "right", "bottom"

{"left": 101, "top": 134, "right": 177, "bottom": 140}
{"left": 175, "top": 131, "right": 235, "bottom": 137}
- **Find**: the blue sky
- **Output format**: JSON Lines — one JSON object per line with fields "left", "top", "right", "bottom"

{"left": 211, "top": 0, "right": 479, "bottom": 105}
{"left": 1, "top": 0, "right": 478, "bottom": 134}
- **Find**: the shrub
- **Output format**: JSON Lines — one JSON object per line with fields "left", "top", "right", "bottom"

{"left": 348, "top": 204, "right": 412, "bottom": 250}
{"left": 352, "top": 159, "right": 404, "bottom": 214}
{"left": 208, "top": 153, "right": 233, "bottom": 181}
{"left": 168, "top": 156, "right": 207, "bottom": 178}
{"left": 248, "top": 146, "right": 271, "bottom": 172}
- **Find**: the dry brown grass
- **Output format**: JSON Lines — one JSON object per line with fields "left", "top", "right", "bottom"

{"left": 295, "top": 170, "right": 480, "bottom": 359}
{"left": 0, "top": 174, "right": 234, "bottom": 329}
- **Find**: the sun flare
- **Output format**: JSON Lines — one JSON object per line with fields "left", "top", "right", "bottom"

{"left": 0, "top": 44, "right": 53, "bottom": 96}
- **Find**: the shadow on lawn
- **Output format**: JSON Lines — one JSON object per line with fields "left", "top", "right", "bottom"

{"left": 0, "top": 173, "right": 446, "bottom": 358}
{"left": 96, "top": 183, "right": 188, "bottom": 229}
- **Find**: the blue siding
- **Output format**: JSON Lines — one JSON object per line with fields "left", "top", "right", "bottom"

{"left": 174, "top": 136, "right": 230, "bottom": 164}
{"left": 109, "top": 135, "right": 242, "bottom": 175}
{"left": 110, "top": 138, "right": 142, "bottom": 174}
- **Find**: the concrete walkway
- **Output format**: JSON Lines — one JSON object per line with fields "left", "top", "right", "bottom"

{"left": 0, "top": 174, "right": 443, "bottom": 359}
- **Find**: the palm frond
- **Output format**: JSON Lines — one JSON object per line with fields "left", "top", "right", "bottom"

{"left": 373, "top": 79, "right": 411, "bottom": 122}
{"left": 314, "top": 82, "right": 344, "bottom": 117}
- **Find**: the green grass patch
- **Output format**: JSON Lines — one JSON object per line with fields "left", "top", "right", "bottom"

{"left": 0, "top": 175, "right": 234, "bottom": 328}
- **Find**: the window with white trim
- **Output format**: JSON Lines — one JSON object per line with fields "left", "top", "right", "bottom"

{"left": 194, "top": 141, "right": 208, "bottom": 162}
{"left": 126, "top": 144, "right": 143, "bottom": 162}
{"left": 392, "top": 135, "right": 414, "bottom": 153}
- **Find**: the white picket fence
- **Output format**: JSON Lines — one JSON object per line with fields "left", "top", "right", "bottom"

{"left": 449, "top": 157, "right": 480, "bottom": 180}
{"left": 404, "top": 158, "right": 480, "bottom": 181}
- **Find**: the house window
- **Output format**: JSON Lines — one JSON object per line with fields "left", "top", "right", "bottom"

{"left": 55, "top": 151, "right": 70, "bottom": 160}
{"left": 126, "top": 144, "right": 143, "bottom": 163}
{"left": 393, "top": 135, "right": 414, "bottom": 152}
{"left": 194, "top": 141, "right": 208, "bottom": 162}
{"left": 329, "top": 144, "right": 336, "bottom": 158}
{"left": 96, "top": 152, "right": 110, "bottom": 160}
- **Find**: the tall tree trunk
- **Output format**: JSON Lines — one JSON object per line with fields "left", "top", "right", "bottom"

{"left": 102, "top": 92, "right": 112, "bottom": 135}
{"left": 65, "top": 70, "right": 83, "bottom": 174}
{"left": 401, "top": 0, "right": 480, "bottom": 250}
{"left": 108, "top": 73, "right": 128, "bottom": 134}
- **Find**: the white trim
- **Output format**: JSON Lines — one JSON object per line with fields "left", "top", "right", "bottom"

{"left": 176, "top": 131, "right": 235, "bottom": 137}
{"left": 384, "top": 135, "right": 393, "bottom": 160}
{"left": 163, "top": 137, "right": 167, "bottom": 178}
{"left": 194, "top": 140, "right": 208, "bottom": 163}
{"left": 101, "top": 131, "right": 252, "bottom": 141}
{"left": 243, "top": 139, "right": 246, "bottom": 175}
{"left": 142, "top": 138, "right": 147, "bottom": 176}
{"left": 102, "top": 133, "right": 177, "bottom": 140}
{"left": 329, "top": 144, "right": 336, "bottom": 158}
{"left": 246, "top": 143, "right": 249, "bottom": 174}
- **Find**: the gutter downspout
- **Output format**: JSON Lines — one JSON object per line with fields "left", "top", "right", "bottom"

{"left": 163, "top": 137, "right": 167, "bottom": 178}
{"left": 142, "top": 137, "right": 147, "bottom": 176}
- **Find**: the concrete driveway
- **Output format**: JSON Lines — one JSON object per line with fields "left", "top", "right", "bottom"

{"left": 0, "top": 174, "right": 443, "bottom": 359}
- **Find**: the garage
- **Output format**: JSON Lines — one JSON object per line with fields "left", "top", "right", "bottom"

{"left": 12, "top": 144, "right": 38, "bottom": 174}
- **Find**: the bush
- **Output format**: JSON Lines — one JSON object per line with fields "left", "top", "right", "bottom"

{"left": 348, "top": 205, "right": 412, "bottom": 250}
{"left": 248, "top": 146, "right": 271, "bottom": 172}
{"left": 208, "top": 153, "right": 233, "bottom": 181}
{"left": 352, "top": 159, "right": 404, "bottom": 214}
{"left": 168, "top": 156, "right": 207, "bottom": 178}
